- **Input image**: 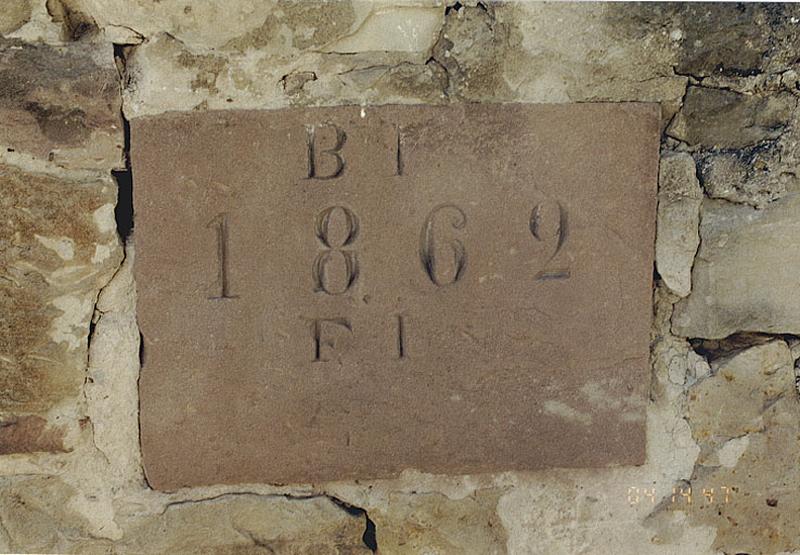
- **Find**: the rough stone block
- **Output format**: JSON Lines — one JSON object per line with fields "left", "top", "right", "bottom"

{"left": 655, "top": 152, "right": 701, "bottom": 297}
{"left": 673, "top": 194, "right": 800, "bottom": 338}
{"left": 0, "top": 38, "right": 123, "bottom": 170}
{"left": 686, "top": 341, "right": 800, "bottom": 555}
{"left": 667, "top": 87, "right": 797, "bottom": 149}
{"left": 0, "top": 165, "right": 121, "bottom": 451}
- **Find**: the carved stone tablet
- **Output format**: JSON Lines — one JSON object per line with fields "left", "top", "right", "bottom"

{"left": 132, "top": 104, "right": 659, "bottom": 489}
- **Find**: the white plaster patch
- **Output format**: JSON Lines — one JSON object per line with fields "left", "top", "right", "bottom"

{"left": 50, "top": 295, "right": 95, "bottom": 350}
{"left": 543, "top": 400, "right": 592, "bottom": 425}
{"left": 93, "top": 203, "right": 116, "bottom": 234}
{"left": 580, "top": 381, "right": 623, "bottom": 411}
{"left": 35, "top": 234, "right": 75, "bottom": 260}
{"left": 92, "top": 244, "right": 113, "bottom": 264}
{"left": 716, "top": 435, "right": 750, "bottom": 468}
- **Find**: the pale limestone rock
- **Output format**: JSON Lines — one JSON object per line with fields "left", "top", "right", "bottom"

{"left": 324, "top": 5, "right": 443, "bottom": 54}
{"left": 0, "top": 39, "right": 124, "bottom": 171}
{"left": 121, "top": 3, "right": 694, "bottom": 119}
{"left": 673, "top": 194, "right": 800, "bottom": 338}
{"left": 0, "top": 165, "right": 122, "bottom": 449}
{"left": 123, "top": 32, "right": 447, "bottom": 117}
{"left": 78, "top": 0, "right": 442, "bottom": 53}
{"left": 681, "top": 341, "right": 800, "bottom": 554}
{"left": 2, "top": 0, "right": 64, "bottom": 44}
{"left": 688, "top": 341, "right": 794, "bottom": 453}
{"left": 0, "top": 476, "right": 108, "bottom": 553}
{"left": 656, "top": 152, "right": 701, "bottom": 297}
{"left": 0, "top": 476, "right": 369, "bottom": 553}
{"left": 73, "top": 0, "right": 277, "bottom": 50}
{"left": 115, "top": 495, "right": 370, "bottom": 554}
{"left": 507, "top": 3, "right": 687, "bottom": 120}
{"left": 0, "top": 0, "right": 31, "bottom": 35}
{"left": 360, "top": 490, "right": 505, "bottom": 554}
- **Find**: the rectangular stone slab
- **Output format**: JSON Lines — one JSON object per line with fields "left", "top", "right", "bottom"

{"left": 132, "top": 103, "right": 659, "bottom": 490}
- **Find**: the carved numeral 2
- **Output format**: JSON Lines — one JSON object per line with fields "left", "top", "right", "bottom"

{"left": 529, "top": 201, "right": 569, "bottom": 280}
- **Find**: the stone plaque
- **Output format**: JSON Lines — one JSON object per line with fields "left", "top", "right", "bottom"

{"left": 132, "top": 104, "right": 659, "bottom": 490}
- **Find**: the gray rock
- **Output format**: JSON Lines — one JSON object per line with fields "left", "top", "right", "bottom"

{"left": 656, "top": 152, "right": 702, "bottom": 297}
{"left": 698, "top": 140, "right": 800, "bottom": 207}
{"left": 667, "top": 87, "right": 796, "bottom": 149}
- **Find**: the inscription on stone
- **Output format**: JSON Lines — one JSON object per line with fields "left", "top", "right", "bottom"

{"left": 132, "top": 104, "right": 660, "bottom": 489}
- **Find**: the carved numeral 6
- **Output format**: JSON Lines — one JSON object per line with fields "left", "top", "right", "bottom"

{"left": 419, "top": 204, "right": 467, "bottom": 287}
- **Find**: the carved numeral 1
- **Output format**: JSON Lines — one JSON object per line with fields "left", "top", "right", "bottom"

{"left": 397, "top": 314, "right": 406, "bottom": 359}
{"left": 395, "top": 125, "right": 404, "bottom": 176}
{"left": 208, "top": 212, "right": 238, "bottom": 299}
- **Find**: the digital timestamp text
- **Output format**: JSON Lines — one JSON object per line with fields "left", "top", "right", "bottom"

{"left": 627, "top": 485, "right": 737, "bottom": 506}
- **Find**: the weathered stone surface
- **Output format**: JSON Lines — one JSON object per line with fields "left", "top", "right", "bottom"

{"left": 75, "top": 0, "right": 440, "bottom": 53}
{"left": 656, "top": 152, "right": 701, "bottom": 297}
{"left": 0, "top": 414, "right": 66, "bottom": 454}
{"left": 367, "top": 490, "right": 506, "bottom": 554}
{"left": 72, "top": 0, "right": 274, "bottom": 50}
{"left": 429, "top": 2, "right": 513, "bottom": 100}
{"left": 681, "top": 341, "right": 800, "bottom": 555}
{"left": 0, "top": 0, "right": 32, "bottom": 35}
{"left": 0, "top": 165, "right": 121, "bottom": 436}
{"left": 123, "top": 32, "right": 449, "bottom": 117}
{"left": 322, "top": 4, "right": 442, "bottom": 54}
{"left": 0, "top": 477, "right": 369, "bottom": 553}
{"left": 0, "top": 38, "right": 123, "bottom": 170}
{"left": 116, "top": 495, "right": 370, "bottom": 554}
{"left": 121, "top": 3, "right": 689, "bottom": 119}
{"left": 672, "top": 3, "right": 800, "bottom": 79}
{"left": 86, "top": 243, "right": 142, "bottom": 488}
{"left": 673, "top": 194, "right": 800, "bottom": 338}
{"left": 688, "top": 341, "right": 794, "bottom": 454}
{"left": 510, "top": 3, "right": 686, "bottom": 119}
{"left": 697, "top": 139, "right": 800, "bottom": 207}
{"left": 0, "top": 476, "right": 102, "bottom": 553}
{"left": 46, "top": 0, "right": 100, "bottom": 42}
{"left": 133, "top": 104, "right": 658, "bottom": 488}
{"left": 667, "top": 87, "right": 797, "bottom": 149}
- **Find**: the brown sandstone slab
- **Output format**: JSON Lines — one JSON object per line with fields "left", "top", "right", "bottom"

{"left": 132, "top": 103, "right": 659, "bottom": 489}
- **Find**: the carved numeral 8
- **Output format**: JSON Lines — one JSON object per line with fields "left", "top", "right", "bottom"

{"left": 313, "top": 206, "right": 360, "bottom": 295}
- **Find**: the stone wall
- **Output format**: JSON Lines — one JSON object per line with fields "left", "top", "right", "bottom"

{"left": 1, "top": 1, "right": 799, "bottom": 553}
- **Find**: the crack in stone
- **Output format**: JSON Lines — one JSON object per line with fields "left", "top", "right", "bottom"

{"left": 329, "top": 495, "right": 377, "bottom": 552}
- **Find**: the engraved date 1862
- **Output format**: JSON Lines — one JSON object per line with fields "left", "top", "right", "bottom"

{"left": 204, "top": 122, "right": 571, "bottom": 360}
